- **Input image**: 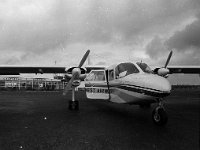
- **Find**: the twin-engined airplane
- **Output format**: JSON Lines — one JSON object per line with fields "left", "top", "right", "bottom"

{"left": 0, "top": 50, "right": 200, "bottom": 126}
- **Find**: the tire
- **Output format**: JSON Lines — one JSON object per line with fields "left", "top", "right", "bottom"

{"left": 152, "top": 107, "right": 168, "bottom": 126}
{"left": 69, "top": 100, "right": 79, "bottom": 110}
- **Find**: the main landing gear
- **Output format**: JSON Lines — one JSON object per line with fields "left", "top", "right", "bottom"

{"left": 152, "top": 99, "right": 168, "bottom": 126}
{"left": 68, "top": 87, "right": 79, "bottom": 110}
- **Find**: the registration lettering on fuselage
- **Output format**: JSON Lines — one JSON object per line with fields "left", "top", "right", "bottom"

{"left": 86, "top": 87, "right": 109, "bottom": 94}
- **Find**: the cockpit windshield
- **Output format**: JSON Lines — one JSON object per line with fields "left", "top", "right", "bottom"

{"left": 136, "top": 62, "right": 153, "bottom": 73}
{"left": 115, "top": 63, "right": 139, "bottom": 78}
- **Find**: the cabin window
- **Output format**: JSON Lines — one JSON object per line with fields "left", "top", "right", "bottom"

{"left": 85, "top": 70, "right": 105, "bottom": 81}
{"left": 115, "top": 63, "right": 139, "bottom": 78}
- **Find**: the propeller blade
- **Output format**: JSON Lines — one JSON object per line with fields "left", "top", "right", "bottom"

{"left": 78, "top": 50, "right": 90, "bottom": 68}
{"left": 164, "top": 50, "right": 173, "bottom": 68}
{"left": 63, "top": 74, "right": 75, "bottom": 95}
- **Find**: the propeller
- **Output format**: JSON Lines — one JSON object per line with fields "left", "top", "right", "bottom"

{"left": 155, "top": 50, "right": 173, "bottom": 77}
{"left": 164, "top": 50, "right": 173, "bottom": 68}
{"left": 78, "top": 50, "right": 90, "bottom": 68}
{"left": 63, "top": 73, "right": 75, "bottom": 95}
{"left": 63, "top": 50, "right": 90, "bottom": 95}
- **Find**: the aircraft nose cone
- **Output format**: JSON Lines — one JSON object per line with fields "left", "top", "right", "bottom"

{"left": 125, "top": 74, "right": 171, "bottom": 97}
{"left": 144, "top": 75, "right": 171, "bottom": 97}
{"left": 154, "top": 76, "right": 171, "bottom": 93}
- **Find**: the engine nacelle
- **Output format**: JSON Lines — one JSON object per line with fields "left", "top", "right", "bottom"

{"left": 157, "top": 68, "right": 170, "bottom": 77}
{"left": 79, "top": 74, "right": 86, "bottom": 80}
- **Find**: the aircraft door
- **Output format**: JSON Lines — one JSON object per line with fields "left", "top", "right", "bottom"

{"left": 85, "top": 70, "right": 110, "bottom": 100}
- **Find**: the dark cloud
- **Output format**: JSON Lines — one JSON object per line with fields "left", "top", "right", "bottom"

{"left": 145, "top": 36, "right": 168, "bottom": 59}
{"left": 80, "top": 0, "right": 194, "bottom": 46}
{"left": 146, "top": 11, "right": 200, "bottom": 65}
{"left": 0, "top": 0, "right": 200, "bottom": 65}
{"left": 105, "top": 0, "right": 200, "bottom": 42}
{"left": 163, "top": 13, "right": 200, "bottom": 65}
{"left": 166, "top": 16, "right": 200, "bottom": 51}
{"left": 1, "top": 1, "right": 199, "bottom": 47}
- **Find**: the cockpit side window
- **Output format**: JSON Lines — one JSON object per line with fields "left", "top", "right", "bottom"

{"left": 136, "top": 62, "right": 153, "bottom": 73}
{"left": 85, "top": 70, "right": 105, "bottom": 81}
{"left": 115, "top": 63, "right": 139, "bottom": 78}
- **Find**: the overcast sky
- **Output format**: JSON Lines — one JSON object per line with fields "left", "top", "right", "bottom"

{"left": 0, "top": 0, "right": 200, "bottom": 68}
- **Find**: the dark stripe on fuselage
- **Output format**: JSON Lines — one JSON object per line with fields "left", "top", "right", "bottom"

{"left": 85, "top": 83, "right": 170, "bottom": 98}
{"left": 123, "top": 84, "right": 162, "bottom": 92}
{"left": 115, "top": 85, "right": 170, "bottom": 98}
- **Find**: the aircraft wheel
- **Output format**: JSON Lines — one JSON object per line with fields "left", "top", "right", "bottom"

{"left": 69, "top": 100, "right": 79, "bottom": 110}
{"left": 152, "top": 107, "right": 168, "bottom": 126}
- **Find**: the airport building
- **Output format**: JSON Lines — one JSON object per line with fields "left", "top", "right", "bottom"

{"left": 0, "top": 76, "right": 65, "bottom": 91}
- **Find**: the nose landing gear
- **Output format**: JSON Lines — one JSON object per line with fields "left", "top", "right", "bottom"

{"left": 152, "top": 99, "right": 168, "bottom": 126}
{"left": 68, "top": 87, "right": 79, "bottom": 111}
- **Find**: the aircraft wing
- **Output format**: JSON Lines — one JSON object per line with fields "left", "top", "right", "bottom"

{"left": 167, "top": 66, "right": 200, "bottom": 74}
{"left": 0, "top": 66, "right": 66, "bottom": 75}
{"left": 0, "top": 66, "right": 105, "bottom": 75}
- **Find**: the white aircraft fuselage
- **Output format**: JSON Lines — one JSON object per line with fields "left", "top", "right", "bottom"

{"left": 108, "top": 73, "right": 171, "bottom": 104}
{"left": 85, "top": 62, "right": 171, "bottom": 105}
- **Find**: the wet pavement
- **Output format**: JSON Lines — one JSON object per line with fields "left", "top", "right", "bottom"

{"left": 0, "top": 89, "right": 199, "bottom": 150}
